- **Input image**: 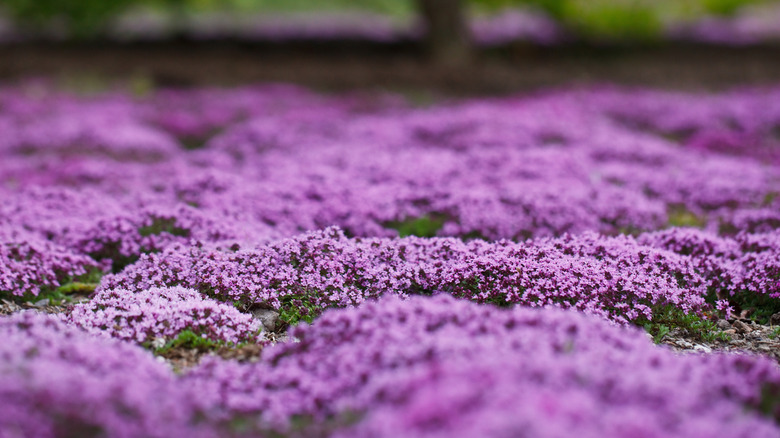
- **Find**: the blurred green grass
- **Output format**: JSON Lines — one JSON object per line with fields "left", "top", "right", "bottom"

{"left": 1, "top": 0, "right": 775, "bottom": 40}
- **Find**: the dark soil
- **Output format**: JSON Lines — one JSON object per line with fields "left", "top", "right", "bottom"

{"left": 158, "top": 343, "right": 266, "bottom": 373}
{"left": 1, "top": 39, "right": 780, "bottom": 94}
{"left": 660, "top": 316, "right": 780, "bottom": 364}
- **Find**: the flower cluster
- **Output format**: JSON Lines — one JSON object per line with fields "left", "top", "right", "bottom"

{"left": 595, "top": 87, "right": 780, "bottom": 165}
{"left": 6, "top": 296, "right": 780, "bottom": 437}
{"left": 0, "top": 312, "right": 212, "bottom": 438}
{"left": 640, "top": 228, "right": 780, "bottom": 301}
{"left": 2, "top": 84, "right": 778, "bottom": 266}
{"left": 0, "top": 225, "right": 99, "bottom": 297}
{"left": 101, "top": 226, "right": 709, "bottom": 325}
{"left": 183, "top": 294, "right": 780, "bottom": 437}
{"left": 0, "top": 186, "right": 277, "bottom": 272}
{"left": 67, "top": 286, "right": 262, "bottom": 344}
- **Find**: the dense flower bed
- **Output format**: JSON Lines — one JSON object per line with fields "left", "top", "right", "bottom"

{"left": 96, "top": 227, "right": 710, "bottom": 325}
{"left": 4, "top": 296, "right": 780, "bottom": 437}
{"left": 1, "top": 82, "right": 780, "bottom": 436}
{"left": 185, "top": 295, "right": 780, "bottom": 438}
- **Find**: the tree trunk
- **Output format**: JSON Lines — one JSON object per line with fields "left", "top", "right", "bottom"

{"left": 416, "top": 0, "right": 472, "bottom": 68}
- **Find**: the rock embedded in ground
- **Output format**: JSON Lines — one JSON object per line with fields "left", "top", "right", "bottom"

{"left": 252, "top": 308, "right": 281, "bottom": 332}
{"left": 733, "top": 320, "right": 753, "bottom": 334}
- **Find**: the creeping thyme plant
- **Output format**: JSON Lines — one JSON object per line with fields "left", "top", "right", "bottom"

{"left": 2, "top": 81, "right": 780, "bottom": 436}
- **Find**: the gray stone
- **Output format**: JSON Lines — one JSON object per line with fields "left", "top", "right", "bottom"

{"left": 150, "top": 337, "right": 167, "bottom": 350}
{"left": 716, "top": 319, "right": 731, "bottom": 331}
{"left": 252, "top": 308, "right": 280, "bottom": 332}
{"left": 733, "top": 320, "right": 752, "bottom": 334}
{"left": 677, "top": 340, "right": 694, "bottom": 349}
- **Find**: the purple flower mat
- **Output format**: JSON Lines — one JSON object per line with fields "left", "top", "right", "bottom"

{"left": 1, "top": 82, "right": 780, "bottom": 437}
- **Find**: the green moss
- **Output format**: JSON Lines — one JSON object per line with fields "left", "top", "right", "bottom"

{"left": 51, "top": 269, "right": 103, "bottom": 302}
{"left": 55, "top": 282, "right": 98, "bottom": 296}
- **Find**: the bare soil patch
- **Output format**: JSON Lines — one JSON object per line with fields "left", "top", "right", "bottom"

{"left": 1, "top": 40, "right": 779, "bottom": 93}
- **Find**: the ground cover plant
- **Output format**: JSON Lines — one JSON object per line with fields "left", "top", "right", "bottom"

{"left": 1, "top": 81, "right": 780, "bottom": 436}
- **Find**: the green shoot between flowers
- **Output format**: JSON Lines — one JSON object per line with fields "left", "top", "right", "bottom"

{"left": 148, "top": 330, "right": 223, "bottom": 355}
{"left": 144, "top": 329, "right": 263, "bottom": 356}
{"left": 642, "top": 305, "right": 730, "bottom": 344}
{"left": 279, "top": 293, "right": 322, "bottom": 326}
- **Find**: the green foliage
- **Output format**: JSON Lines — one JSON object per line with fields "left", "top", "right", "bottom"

{"left": 474, "top": 0, "right": 663, "bottom": 40}
{"left": 702, "top": 0, "right": 759, "bottom": 16}
{"left": 0, "top": 0, "right": 136, "bottom": 36}
{"left": 385, "top": 214, "right": 445, "bottom": 238}
{"left": 763, "top": 192, "right": 779, "bottom": 207}
{"left": 55, "top": 281, "right": 99, "bottom": 296}
{"left": 138, "top": 217, "right": 191, "bottom": 238}
{"left": 53, "top": 269, "right": 103, "bottom": 301}
{"left": 148, "top": 329, "right": 222, "bottom": 354}
{"left": 231, "top": 0, "right": 412, "bottom": 16}
{"left": 730, "top": 290, "right": 780, "bottom": 325}
{"left": 667, "top": 205, "right": 707, "bottom": 228}
{"left": 769, "top": 327, "right": 780, "bottom": 340}
{"left": 558, "top": 0, "right": 663, "bottom": 41}
{"left": 644, "top": 323, "right": 671, "bottom": 343}
{"left": 518, "top": 0, "right": 573, "bottom": 19}
{"left": 483, "top": 291, "right": 513, "bottom": 307}
{"left": 756, "top": 383, "right": 780, "bottom": 424}
{"left": 19, "top": 287, "right": 71, "bottom": 306}
{"left": 477, "top": 0, "right": 765, "bottom": 41}
{"left": 641, "top": 305, "right": 729, "bottom": 344}
{"left": 1, "top": 0, "right": 765, "bottom": 41}
{"left": 0, "top": 0, "right": 412, "bottom": 37}
{"left": 279, "top": 293, "right": 322, "bottom": 326}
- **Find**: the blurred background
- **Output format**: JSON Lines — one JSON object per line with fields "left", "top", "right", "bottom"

{"left": 0, "top": 0, "right": 779, "bottom": 92}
